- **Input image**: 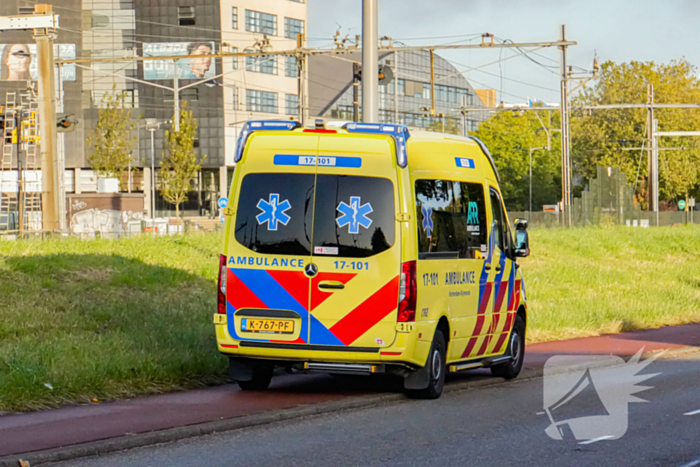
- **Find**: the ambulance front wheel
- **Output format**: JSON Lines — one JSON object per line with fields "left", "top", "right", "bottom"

{"left": 490, "top": 315, "right": 525, "bottom": 379}
{"left": 229, "top": 358, "right": 273, "bottom": 390}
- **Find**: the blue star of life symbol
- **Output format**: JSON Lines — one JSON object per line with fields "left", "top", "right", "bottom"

{"left": 256, "top": 193, "right": 291, "bottom": 231}
{"left": 422, "top": 205, "right": 434, "bottom": 238}
{"left": 336, "top": 196, "right": 373, "bottom": 234}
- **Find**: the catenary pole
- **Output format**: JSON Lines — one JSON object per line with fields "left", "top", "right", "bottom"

{"left": 35, "top": 26, "right": 59, "bottom": 232}
{"left": 361, "top": 0, "right": 378, "bottom": 122}
{"left": 559, "top": 25, "right": 572, "bottom": 227}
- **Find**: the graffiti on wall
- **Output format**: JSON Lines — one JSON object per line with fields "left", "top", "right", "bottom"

{"left": 70, "top": 208, "right": 143, "bottom": 236}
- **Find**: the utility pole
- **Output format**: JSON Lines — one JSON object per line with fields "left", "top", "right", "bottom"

{"left": 430, "top": 49, "right": 436, "bottom": 117}
{"left": 352, "top": 62, "right": 361, "bottom": 122}
{"left": 33, "top": 5, "right": 60, "bottom": 232}
{"left": 361, "top": 0, "right": 378, "bottom": 123}
{"left": 559, "top": 25, "right": 572, "bottom": 228}
{"left": 647, "top": 84, "right": 654, "bottom": 210}
{"left": 651, "top": 118, "right": 659, "bottom": 226}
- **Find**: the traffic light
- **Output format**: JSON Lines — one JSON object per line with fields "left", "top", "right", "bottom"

{"left": 56, "top": 113, "right": 78, "bottom": 133}
{"left": 352, "top": 64, "right": 394, "bottom": 84}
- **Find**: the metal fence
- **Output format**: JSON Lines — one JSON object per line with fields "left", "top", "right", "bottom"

{"left": 0, "top": 218, "right": 224, "bottom": 241}
{"left": 510, "top": 166, "right": 696, "bottom": 228}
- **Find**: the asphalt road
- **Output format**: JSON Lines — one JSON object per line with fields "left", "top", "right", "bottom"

{"left": 56, "top": 353, "right": 700, "bottom": 467}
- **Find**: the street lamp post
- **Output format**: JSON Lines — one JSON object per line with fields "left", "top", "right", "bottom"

{"left": 529, "top": 146, "right": 547, "bottom": 217}
{"left": 145, "top": 119, "right": 160, "bottom": 222}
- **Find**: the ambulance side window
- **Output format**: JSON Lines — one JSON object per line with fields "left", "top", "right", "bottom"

{"left": 454, "top": 182, "right": 488, "bottom": 259}
{"left": 415, "top": 179, "right": 459, "bottom": 259}
{"left": 489, "top": 188, "right": 507, "bottom": 254}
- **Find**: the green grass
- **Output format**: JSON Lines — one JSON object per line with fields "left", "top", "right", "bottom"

{"left": 1, "top": 226, "right": 700, "bottom": 413}
{"left": 522, "top": 225, "right": 700, "bottom": 343}
{"left": 0, "top": 234, "right": 227, "bottom": 413}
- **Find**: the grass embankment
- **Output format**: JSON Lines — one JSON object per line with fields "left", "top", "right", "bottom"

{"left": 1, "top": 227, "right": 700, "bottom": 412}
{"left": 523, "top": 226, "right": 700, "bottom": 342}
{"left": 0, "top": 234, "right": 227, "bottom": 413}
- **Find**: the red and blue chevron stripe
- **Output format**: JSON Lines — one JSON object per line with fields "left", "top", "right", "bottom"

{"left": 226, "top": 267, "right": 399, "bottom": 347}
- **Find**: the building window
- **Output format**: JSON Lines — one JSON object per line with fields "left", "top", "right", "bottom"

{"left": 178, "top": 6, "right": 196, "bottom": 26}
{"left": 245, "top": 55, "right": 277, "bottom": 75}
{"left": 231, "top": 47, "right": 238, "bottom": 69}
{"left": 232, "top": 87, "right": 239, "bottom": 110}
{"left": 284, "top": 17, "right": 304, "bottom": 40}
{"left": 247, "top": 89, "right": 278, "bottom": 113}
{"left": 245, "top": 10, "right": 277, "bottom": 35}
{"left": 285, "top": 56, "right": 298, "bottom": 77}
{"left": 232, "top": 7, "right": 238, "bottom": 29}
{"left": 181, "top": 88, "right": 199, "bottom": 101}
{"left": 91, "top": 14, "right": 110, "bottom": 28}
{"left": 286, "top": 94, "right": 299, "bottom": 116}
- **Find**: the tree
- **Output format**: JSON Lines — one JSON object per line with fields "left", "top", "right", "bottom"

{"left": 571, "top": 59, "right": 700, "bottom": 206}
{"left": 470, "top": 109, "right": 562, "bottom": 211}
{"left": 426, "top": 117, "right": 460, "bottom": 135}
{"left": 87, "top": 87, "right": 137, "bottom": 188}
{"left": 160, "top": 104, "right": 206, "bottom": 221}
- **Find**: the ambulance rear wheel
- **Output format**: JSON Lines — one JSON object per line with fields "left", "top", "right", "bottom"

{"left": 407, "top": 329, "right": 446, "bottom": 400}
{"left": 491, "top": 315, "right": 525, "bottom": 380}
{"left": 232, "top": 360, "right": 273, "bottom": 390}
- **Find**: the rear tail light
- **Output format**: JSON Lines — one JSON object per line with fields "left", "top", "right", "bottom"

{"left": 218, "top": 254, "right": 227, "bottom": 314}
{"left": 397, "top": 261, "right": 417, "bottom": 322}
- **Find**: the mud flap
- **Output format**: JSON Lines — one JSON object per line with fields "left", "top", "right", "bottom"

{"left": 403, "top": 361, "right": 431, "bottom": 390}
{"left": 228, "top": 358, "right": 254, "bottom": 382}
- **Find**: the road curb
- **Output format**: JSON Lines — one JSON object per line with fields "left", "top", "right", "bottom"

{"left": 2, "top": 345, "right": 698, "bottom": 466}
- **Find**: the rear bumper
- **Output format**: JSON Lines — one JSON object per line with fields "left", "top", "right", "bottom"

{"left": 215, "top": 314, "right": 434, "bottom": 367}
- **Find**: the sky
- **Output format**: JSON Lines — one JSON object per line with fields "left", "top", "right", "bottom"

{"left": 307, "top": 0, "right": 700, "bottom": 104}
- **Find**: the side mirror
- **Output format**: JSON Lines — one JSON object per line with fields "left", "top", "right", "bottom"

{"left": 514, "top": 218, "right": 528, "bottom": 231}
{"left": 514, "top": 226, "right": 530, "bottom": 258}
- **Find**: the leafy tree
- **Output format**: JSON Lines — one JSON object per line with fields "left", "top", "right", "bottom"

{"left": 87, "top": 87, "right": 137, "bottom": 188}
{"left": 470, "top": 109, "right": 562, "bottom": 211}
{"left": 572, "top": 59, "right": 700, "bottom": 206}
{"left": 426, "top": 117, "right": 460, "bottom": 135}
{"left": 160, "top": 104, "right": 206, "bottom": 221}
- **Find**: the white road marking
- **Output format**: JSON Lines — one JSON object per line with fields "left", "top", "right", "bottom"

{"left": 578, "top": 435, "right": 614, "bottom": 445}
{"left": 683, "top": 409, "right": 700, "bottom": 416}
{"left": 677, "top": 458, "right": 700, "bottom": 467}
{"left": 535, "top": 412, "right": 545, "bottom": 415}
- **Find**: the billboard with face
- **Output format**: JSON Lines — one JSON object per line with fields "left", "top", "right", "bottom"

{"left": 0, "top": 44, "right": 76, "bottom": 81}
{"left": 143, "top": 42, "right": 216, "bottom": 80}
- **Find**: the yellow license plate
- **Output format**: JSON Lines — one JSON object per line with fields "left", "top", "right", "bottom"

{"left": 241, "top": 318, "right": 295, "bottom": 334}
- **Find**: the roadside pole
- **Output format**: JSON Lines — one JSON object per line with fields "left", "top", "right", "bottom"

{"left": 361, "top": 0, "right": 378, "bottom": 123}
{"left": 651, "top": 119, "right": 659, "bottom": 226}
{"left": 35, "top": 22, "right": 59, "bottom": 232}
{"left": 559, "top": 25, "right": 572, "bottom": 228}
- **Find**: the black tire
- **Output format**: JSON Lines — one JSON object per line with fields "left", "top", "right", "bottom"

{"left": 407, "top": 329, "right": 446, "bottom": 399}
{"left": 234, "top": 361, "right": 274, "bottom": 391}
{"left": 491, "top": 315, "right": 525, "bottom": 379}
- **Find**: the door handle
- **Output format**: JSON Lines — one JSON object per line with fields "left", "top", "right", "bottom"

{"left": 495, "top": 266, "right": 502, "bottom": 272}
{"left": 318, "top": 281, "right": 345, "bottom": 290}
{"left": 484, "top": 264, "right": 491, "bottom": 271}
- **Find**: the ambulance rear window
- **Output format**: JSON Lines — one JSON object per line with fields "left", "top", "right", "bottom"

{"left": 312, "top": 175, "right": 395, "bottom": 258}
{"left": 234, "top": 173, "right": 314, "bottom": 255}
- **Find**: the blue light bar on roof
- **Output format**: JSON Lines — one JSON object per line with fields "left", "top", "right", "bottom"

{"left": 468, "top": 136, "right": 500, "bottom": 182}
{"left": 234, "top": 120, "right": 302, "bottom": 163}
{"left": 342, "top": 123, "right": 411, "bottom": 168}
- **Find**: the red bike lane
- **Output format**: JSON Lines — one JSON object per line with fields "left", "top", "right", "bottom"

{"left": 1, "top": 323, "right": 698, "bottom": 458}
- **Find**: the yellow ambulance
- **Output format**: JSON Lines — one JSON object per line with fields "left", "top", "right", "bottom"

{"left": 215, "top": 120, "right": 530, "bottom": 399}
